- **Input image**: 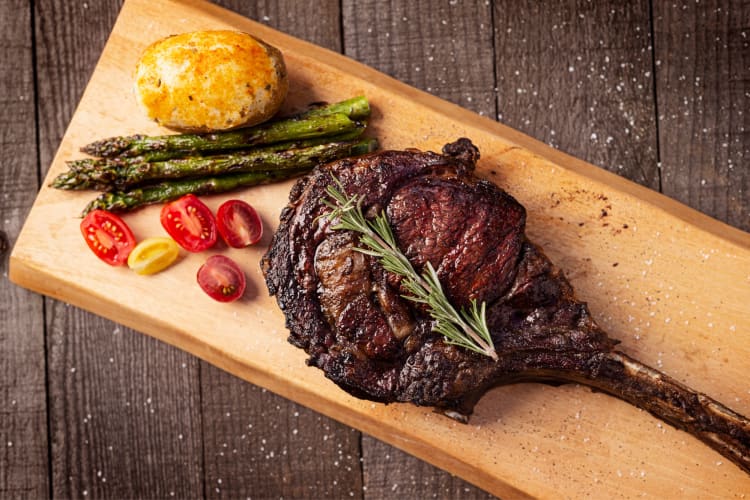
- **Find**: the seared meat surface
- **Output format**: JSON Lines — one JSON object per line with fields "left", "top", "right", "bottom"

{"left": 261, "top": 139, "right": 750, "bottom": 473}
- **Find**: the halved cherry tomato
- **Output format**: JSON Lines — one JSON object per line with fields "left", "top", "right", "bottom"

{"left": 80, "top": 210, "right": 136, "bottom": 266}
{"left": 197, "top": 255, "right": 246, "bottom": 302}
{"left": 216, "top": 199, "right": 263, "bottom": 248}
{"left": 160, "top": 194, "right": 217, "bottom": 252}
{"left": 127, "top": 237, "right": 180, "bottom": 275}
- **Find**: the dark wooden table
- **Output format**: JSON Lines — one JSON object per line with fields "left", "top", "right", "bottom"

{"left": 2, "top": 1, "right": 747, "bottom": 498}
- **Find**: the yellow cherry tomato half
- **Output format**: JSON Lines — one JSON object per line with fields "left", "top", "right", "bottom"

{"left": 127, "top": 237, "right": 180, "bottom": 275}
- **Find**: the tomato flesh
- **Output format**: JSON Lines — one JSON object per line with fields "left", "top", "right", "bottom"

{"left": 197, "top": 255, "right": 246, "bottom": 302}
{"left": 216, "top": 199, "right": 263, "bottom": 248}
{"left": 160, "top": 194, "right": 217, "bottom": 252}
{"left": 127, "top": 237, "right": 180, "bottom": 275}
{"left": 80, "top": 210, "right": 136, "bottom": 266}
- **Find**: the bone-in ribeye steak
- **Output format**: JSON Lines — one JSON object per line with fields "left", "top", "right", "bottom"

{"left": 261, "top": 138, "right": 750, "bottom": 473}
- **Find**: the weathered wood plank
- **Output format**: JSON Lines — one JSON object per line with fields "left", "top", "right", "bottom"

{"left": 199, "top": 365, "right": 364, "bottom": 498}
{"left": 0, "top": 0, "right": 49, "bottom": 497}
{"left": 654, "top": 0, "right": 749, "bottom": 232}
{"left": 35, "top": 1, "right": 204, "bottom": 497}
{"left": 342, "top": 1, "right": 498, "bottom": 497}
{"left": 343, "top": 0, "right": 497, "bottom": 116}
{"left": 492, "top": 0, "right": 659, "bottom": 188}
{"left": 203, "top": 2, "right": 365, "bottom": 498}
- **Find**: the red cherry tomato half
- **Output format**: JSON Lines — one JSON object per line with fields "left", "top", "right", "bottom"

{"left": 80, "top": 210, "right": 136, "bottom": 266}
{"left": 160, "top": 194, "right": 217, "bottom": 252}
{"left": 216, "top": 199, "right": 263, "bottom": 248}
{"left": 197, "top": 255, "right": 246, "bottom": 302}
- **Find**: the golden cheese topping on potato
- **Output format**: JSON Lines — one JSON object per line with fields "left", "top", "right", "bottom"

{"left": 134, "top": 30, "right": 288, "bottom": 132}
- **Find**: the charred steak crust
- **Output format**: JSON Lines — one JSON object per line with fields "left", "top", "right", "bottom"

{"left": 262, "top": 139, "right": 750, "bottom": 473}
{"left": 261, "top": 139, "right": 612, "bottom": 413}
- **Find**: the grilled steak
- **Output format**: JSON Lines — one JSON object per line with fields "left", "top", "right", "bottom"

{"left": 261, "top": 138, "right": 750, "bottom": 473}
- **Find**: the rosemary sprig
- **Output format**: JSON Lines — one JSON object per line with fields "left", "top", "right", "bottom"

{"left": 321, "top": 178, "right": 498, "bottom": 361}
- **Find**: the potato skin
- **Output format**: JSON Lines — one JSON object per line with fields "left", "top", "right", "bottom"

{"left": 134, "top": 30, "right": 288, "bottom": 132}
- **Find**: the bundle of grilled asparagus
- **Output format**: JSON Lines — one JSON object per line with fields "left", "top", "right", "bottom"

{"left": 52, "top": 96, "right": 378, "bottom": 214}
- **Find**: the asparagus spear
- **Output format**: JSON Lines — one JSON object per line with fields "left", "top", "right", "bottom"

{"left": 298, "top": 95, "right": 371, "bottom": 120}
{"left": 82, "top": 169, "right": 309, "bottom": 215}
{"left": 54, "top": 133, "right": 368, "bottom": 191}
{"left": 81, "top": 138, "right": 379, "bottom": 214}
{"left": 66, "top": 127, "right": 366, "bottom": 173}
{"left": 81, "top": 112, "right": 361, "bottom": 160}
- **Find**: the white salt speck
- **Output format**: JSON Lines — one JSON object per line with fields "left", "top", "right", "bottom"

{"left": 262, "top": 15, "right": 270, "bottom": 21}
{"left": 568, "top": 66, "right": 575, "bottom": 72}
{"left": 590, "top": 133, "right": 597, "bottom": 141}
{"left": 7, "top": 441, "right": 13, "bottom": 447}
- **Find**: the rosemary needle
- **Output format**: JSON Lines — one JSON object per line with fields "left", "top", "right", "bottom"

{"left": 322, "top": 178, "right": 498, "bottom": 361}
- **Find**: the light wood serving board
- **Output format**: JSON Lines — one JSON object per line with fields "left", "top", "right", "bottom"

{"left": 10, "top": 0, "right": 750, "bottom": 497}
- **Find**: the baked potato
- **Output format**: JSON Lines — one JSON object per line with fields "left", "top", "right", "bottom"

{"left": 134, "top": 30, "right": 288, "bottom": 132}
